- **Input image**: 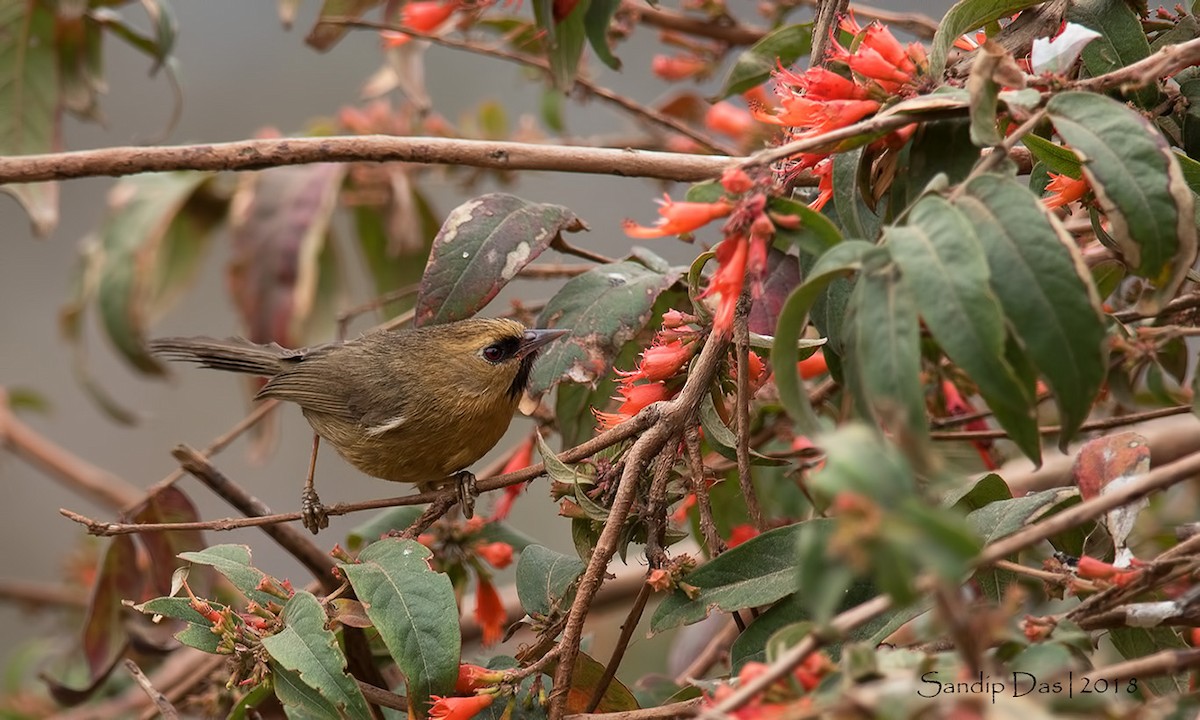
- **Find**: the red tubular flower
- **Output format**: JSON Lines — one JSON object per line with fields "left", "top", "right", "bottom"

{"left": 798, "top": 350, "right": 828, "bottom": 380}
{"left": 553, "top": 0, "right": 581, "bottom": 21}
{"left": 474, "top": 576, "right": 505, "bottom": 646}
{"left": 671, "top": 493, "right": 697, "bottom": 523}
{"left": 706, "top": 102, "right": 757, "bottom": 139}
{"left": 490, "top": 436, "right": 533, "bottom": 520}
{"left": 474, "top": 541, "right": 514, "bottom": 569}
{"left": 618, "top": 340, "right": 692, "bottom": 383}
{"left": 727, "top": 524, "right": 759, "bottom": 548}
{"left": 1042, "top": 172, "right": 1089, "bottom": 209}
{"left": 794, "top": 66, "right": 870, "bottom": 101}
{"left": 381, "top": 1, "right": 459, "bottom": 47}
{"left": 430, "top": 694, "right": 495, "bottom": 720}
{"left": 623, "top": 195, "right": 733, "bottom": 238}
{"left": 808, "top": 158, "right": 834, "bottom": 212}
{"left": 652, "top": 54, "right": 708, "bottom": 81}
{"left": 843, "top": 45, "right": 914, "bottom": 87}
{"left": 703, "top": 236, "right": 749, "bottom": 335}
{"left": 593, "top": 381, "right": 673, "bottom": 429}
{"left": 455, "top": 664, "right": 504, "bottom": 693}
{"left": 862, "top": 24, "right": 916, "bottom": 74}
{"left": 771, "top": 96, "right": 881, "bottom": 135}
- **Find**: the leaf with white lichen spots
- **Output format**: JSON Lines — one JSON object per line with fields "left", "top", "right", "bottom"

{"left": 530, "top": 257, "right": 681, "bottom": 395}
{"left": 415, "top": 193, "right": 587, "bottom": 327}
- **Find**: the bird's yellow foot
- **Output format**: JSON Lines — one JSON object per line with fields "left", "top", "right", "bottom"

{"left": 301, "top": 487, "right": 330, "bottom": 534}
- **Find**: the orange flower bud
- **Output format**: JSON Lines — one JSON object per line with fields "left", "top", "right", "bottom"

{"left": 798, "top": 350, "right": 828, "bottom": 379}
{"left": 475, "top": 541, "right": 514, "bottom": 569}
{"left": 474, "top": 576, "right": 505, "bottom": 646}
{"left": 430, "top": 694, "right": 495, "bottom": 720}
{"left": 381, "top": 1, "right": 459, "bottom": 46}
{"left": 651, "top": 54, "right": 708, "bottom": 81}
{"left": 647, "top": 568, "right": 672, "bottom": 591}
{"left": 618, "top": 340, "right": 692, "bottom": 383}
{"left": 719, "top": 166, "right": 755, "bottom": 194}
{"left": 726, "top": 524, "right": 759, "bottom": 548}
{"left": 706, "top": 102, "right": 756, "bottom": 138}
{"left": 455, "top": 664, "right": 504, "bottom": 693}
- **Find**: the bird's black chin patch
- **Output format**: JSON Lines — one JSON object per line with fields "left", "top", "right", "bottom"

{"left": 508, "top": 352, "right": 539, "bottom": 400}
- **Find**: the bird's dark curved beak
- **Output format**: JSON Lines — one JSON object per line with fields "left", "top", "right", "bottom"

{"left": 517, "top": 328, "right": 569, "bottom": 357}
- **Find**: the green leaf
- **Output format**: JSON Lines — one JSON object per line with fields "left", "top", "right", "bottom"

{"left": 715, "top": 23, "right": 812, "bottom": 99}
{"left": 650, "top": 524, "right": 810, "bottom": 633}
{"left": 842, "top": 252, "right": 926, "bottom": 449}
{"left": 91, "top": 172, "right": 217, "bottom": 375}
{"left": 535, "top": 430, "right": 593, "bottom": 485}
{"left": 1047, "top": 91, "right": 1198, "bottom": 313}
{"left": 563, "top": 651, "right": 640, "bottom": 713}
{"left": 1109, "top": 626, "right": 1189, "bottom": 695}
{"left": 772, "top": 241, "right": 877, "bottom": 433}
{"left": 887, "top": 198, "right": 1040, "bottom": 462}
{"left": 0, "top": 0, "right": 59, "bottom": 236}
{"left": 944, "top": 472, "right": 1011, "bottom": 511}
{"left": 899, "top": 119, "right": 978, "bottom": 208}
{"left": 953, "top": 174, "right": 1107, "bottom": 443}
{"left": 1022, "top": 133, "right": 1083, "bottom": 178}
{"left": 832, "top": 147, "right": 882, "bottom": 239}
{"left": 530, "top": 260, "right": 680, "bottom": 394}
{"left": 584, "top": 0, "right": 621, "bottom": 70}
{"left": 415, "top": 193, "right": 584, "bottom": 326}
{"left": 228, "top": 163, "right": 347, "bottom": 348}
{"left": 516, "top": 545, "right": 585, "bottom": 617}
{"left": 930, "top": 0, "right": 1046, "bottom": 75}
{"left": 269, "top": 659, "right": 350, "bottom": 719}
{"left": 699, "top": 393, "right": 789, "bottom": 466}
{"left": 965, "top": 487, "right": 1079, "bottom": 544}
{"left": 1180, "top": 79, "right": 1200, "bottom": 162}
{"left": 338, "top": 539, "right": 459, "bottom": 707}
{"left": 534, "top": 0, "right": 589, "bottom": 89}
{"left": 133, "top": 596, "right": 228, "bottom": 626}
{"left": 261, "top": 591, "right": 371, "bottom": 719}
{"left": 305, "top": 0, "right": 381, "bottom": 50}
{"left": 768, "top": 196, "right": 844, "bottom": 255}
{"left": 346, "top": 507, "right": 426, "bottom": 551}
{"left": 178, "top": 545, "right": 277, "bottom": 606}
{"left": 1069, "top": 0, "right": 1158, "bottom": 108}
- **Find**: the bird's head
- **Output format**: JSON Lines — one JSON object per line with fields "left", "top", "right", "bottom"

{"left": 422, "top": 318, "right": 568, "bottom": 402}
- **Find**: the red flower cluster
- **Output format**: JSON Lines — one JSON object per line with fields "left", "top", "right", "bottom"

{"left": 593, "top": 312, "right": 703, "bottom": 429}
{"left": 754, "top": 17, "right": 928, "bottom": 211}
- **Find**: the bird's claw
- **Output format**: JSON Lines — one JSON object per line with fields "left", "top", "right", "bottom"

{"left": 301, "top": 487, "right": 330, "bottom": 534}
{"left": 454, "top": 470, "right": 478, "bottom": 519}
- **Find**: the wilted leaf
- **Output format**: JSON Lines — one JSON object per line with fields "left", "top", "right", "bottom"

{"left": 261, "top": 591, "right": 372, "bottom": 719}
{"left": 967, "top": 41, "right": 1017, "bottom": 146}
{"left": 0, "top": 0, "right": 60, "bottom": 236}
{"left": 953, "top": 174, "right": 1107, "bottom": 443}
{"left": 1046, "top": 92, "right": 1198, "bottom": 313}
{"left": 715, "top": 23, "right": 812, "bottom": 99}
{"left": 229, "top": 163, "right": 347, "bottom": 347}
{"left": 747, "top": 249, "right": 801, "bottom": 336}
{"left": 93, "top": 171, "right": 217, "bottom": 375}
{"left": 338, "top": 539, "right": 459, "bottom": 707}
{"left": 131, "top": 486, "right": 208, "bottom": 597}
{"left": 516, "top": 544, "right": 584, "bottom": 617}
{"left": 415, "top": 193, "right": 585, "bottom": 326}
{"left": 1072, "top": 432, "right": 1150, "bottom": 567}
{"left": 81, "top": 535, "right": 140, "bottom": 680}
{"left": 530, "top": 259, "right": 680, "bottom": 394}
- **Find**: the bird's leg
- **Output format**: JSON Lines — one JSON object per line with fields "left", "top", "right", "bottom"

{"left": 453, "top": 470, "right": 478, "bottom": 519}
{"left": 301, "top": 433, "right": 330, "bottom": 534}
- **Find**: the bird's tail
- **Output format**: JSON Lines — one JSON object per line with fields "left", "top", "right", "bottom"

{"left": 149, "top": 337, "right": 291, "bottom": 377}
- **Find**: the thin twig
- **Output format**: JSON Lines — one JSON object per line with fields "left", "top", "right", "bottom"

{"left": 123, "top": 660, "right": 180, "bottom": 720}
{"left": 62, "top": 406, "right": 661, "bottom": 536}
{"left": 928, "top": 404, "right": 1193, "bottom": 440}
{"left": 673, "top": 619, "right": 740, "bottom": 684}
{"left": 586, "top": 579, "right": 654, "bottom": 712}
{"left": 1112, "top": 291, "right": 1200, "bottom": 321}
{"left": 1076, "top": 37, "right": 1200, "bottom": 93}
{"left": 549, "top": 332, "right": 734, "bottom": 720}
{"left": 810, "top": 0, "right": 851, "bottom": 66}
{"left": 0, "top": 388, "right": 141, "bottom": 510}
{"left": 685, "top": 425, "right": 724, "bottom": 556}
{"left": 326, "top": 18, "right": 736, "bottom": 155}
{"left": 734, "top": 300, "right": 765, "bottom": 531}
{"left": 0, "top": 579, "right": 86, "bottom": 608}
{"left": 357, "top": 680, "right": 408, "bottom": 712}
{"left": 1080, "top": 647, "right": 1200, "bottom": 684}
{"left": 567, "top": 697, "right": 703, "bottom": 720}
{"left": 621, "top": 2, "right": 763, "bottom": 45}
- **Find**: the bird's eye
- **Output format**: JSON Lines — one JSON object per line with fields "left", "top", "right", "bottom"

{"left": 483, "top": 344, "right": 506, "bottom": 363}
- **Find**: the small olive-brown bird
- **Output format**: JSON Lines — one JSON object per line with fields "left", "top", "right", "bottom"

{"left": 150, "top": 318, "right": 567, "bottom": 532}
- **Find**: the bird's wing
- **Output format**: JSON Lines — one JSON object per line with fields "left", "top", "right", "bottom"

{"left": 256, "top": 348, "right": 361, "bottom": 420}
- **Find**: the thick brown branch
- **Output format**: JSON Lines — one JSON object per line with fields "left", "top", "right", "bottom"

{"left": 0, "top": 136, "right": 735, "bottom": 185}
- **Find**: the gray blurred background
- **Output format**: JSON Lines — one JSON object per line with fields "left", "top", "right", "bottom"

{"left": 0, "top": 0, "right": 950, "bottom": 692}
